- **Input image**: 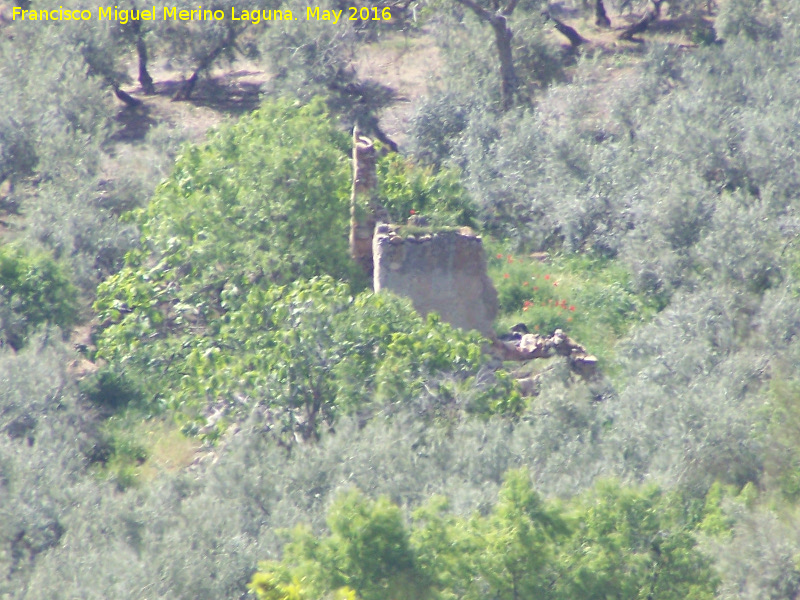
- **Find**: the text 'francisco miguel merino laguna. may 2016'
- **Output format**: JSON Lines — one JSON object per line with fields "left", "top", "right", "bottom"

{"left": 11, "top": 5, "right": 393, "bottom": 25}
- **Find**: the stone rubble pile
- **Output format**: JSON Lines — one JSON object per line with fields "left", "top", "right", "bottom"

{"left": 494, "top": 327, "right": 599, "bottom": 379}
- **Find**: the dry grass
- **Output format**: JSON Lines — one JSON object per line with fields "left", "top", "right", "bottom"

{"left": 135, "top": 421, "right": 202, "bottom": 481}
{"left": 147, "top": 423, "right": 202, "bottom": 472}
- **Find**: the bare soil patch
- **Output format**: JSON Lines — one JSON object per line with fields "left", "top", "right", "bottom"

{"left": 112, "top": 60, "right": 269, "bottom": 144}
{"left": 355, "top": 33, "right": 443, "bottom": 149}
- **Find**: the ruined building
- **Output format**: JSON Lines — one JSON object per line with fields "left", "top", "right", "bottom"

{"left": 348, "top": 132, "right": 598, "bottom": 380}
{"left": 349, "top": 131, "right": 499, "bottom": 338}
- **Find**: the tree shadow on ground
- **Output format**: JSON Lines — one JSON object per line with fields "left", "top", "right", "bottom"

{"left": 111, "top": 70, "right": 266, "bottom": 142}
{"left": 169, "top": 70, "right": 264, "bottom": 114}
{"left": 111, "top": 103, "right": 157, "bottom": 143}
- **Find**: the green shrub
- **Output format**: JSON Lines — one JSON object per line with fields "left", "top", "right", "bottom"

{"left": 99, "top": 270, "right": 510, "bottom": 440}
{"left": 79, "top": 367, "right": 144, "bottom": 412}
{"left": 377, "top": 152, "right": 477, "bottom": 228}
{"left": 250, "top": 472, "right": 717, "bottom": 600}
{"left": 0, "top": 244, "right": 78, "bottom": 350}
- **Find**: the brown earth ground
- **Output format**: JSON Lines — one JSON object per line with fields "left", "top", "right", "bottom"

{"left": 108, "top": 2, "right": 716, "bottom": 148}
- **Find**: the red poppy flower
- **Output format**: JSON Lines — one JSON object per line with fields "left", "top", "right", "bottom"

{"left": 503, "top": 273, "right": 510, "bottom": 279}
{"left": 569, "top": 305, "right": 575, "bottom": 311}
{"left": 497, "top": 253, "right": 503, "bottom": 259}
{"left": 410, "top": 209, "right": 416, "bottom": 215}
{"left": 544, "top": 274, "right": 550, "bottom": 280}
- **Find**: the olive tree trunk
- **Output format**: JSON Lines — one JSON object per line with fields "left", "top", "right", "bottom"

{"left": 454, "top": 0, "right": 520, "bottom": 110}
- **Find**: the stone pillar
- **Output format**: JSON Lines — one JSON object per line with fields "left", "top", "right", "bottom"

{"left": 350, "top": 128, "right": 382, "bottom": 276}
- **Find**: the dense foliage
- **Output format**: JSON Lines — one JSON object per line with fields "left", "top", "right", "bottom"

{"left": 6, "top": 0, "right": 800, "bottom": 598}
{"left": 251, "top": 471, "right": 717, "bottom": 600}
{"left": 0, "top": 245, "right": 77, "bottom": 350}
{"left": 94, "top": 99, "right": 514, "bottom": 441}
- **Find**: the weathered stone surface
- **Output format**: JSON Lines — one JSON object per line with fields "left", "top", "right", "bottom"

{"left": 374, "top": 228, "right": 498, "bottom": 337}
{"left": 349, "top": 129, "right": 388, "bottom": 276}
{"left": 492, "top": 326, "right": 599, "bottom": 379}
{"left": 569, "top": 354, "right": 598, "bottom": 377}
{"left": 518, "top": 334, "right": 549, "bottom": 358}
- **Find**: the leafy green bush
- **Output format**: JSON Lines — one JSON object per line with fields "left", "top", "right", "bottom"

{"left": 0, "top": 244, "right": 78, "bottom": 350}
{"left": 95, "top": 98, "right": 353, "bottom": 419}
{"left": 79, "top": 367, "right": 144, "bottom": 412}
{"left": 250, "top": 471, "right": 717, "bottom": 600}
{"left": 120, "top": 97, "right": 355, "bottom": 290}
{"left": 251, "top": 490, "right": 430, "bottom": 600}
{"left": 377, "top": 152, "right": 477, "bottom": 228}
{"left": 99, "top": 271, "right": 509, "bottom": 440}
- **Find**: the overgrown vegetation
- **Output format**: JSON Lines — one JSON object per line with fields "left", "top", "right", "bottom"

{"left": 251, "top": 471, "right": 718, "bottom": 600}
{"left": 0, "top": 244, "right": 77, "bottom": 350}
{"left": 93, "top": 100, "right": 516, "bottom": 443}
{"left": 488, "top": 248, "right": 659, "bottom": 363}
{"left": 5, "top": 0, "right": 800, "bottom": 598}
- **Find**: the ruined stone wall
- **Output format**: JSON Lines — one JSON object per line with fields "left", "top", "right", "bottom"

{"left": 373, "top": 225, "right": 498, "bottom": 337}
{"left": 349, "top": 130, "right": 387, "bottom": 276}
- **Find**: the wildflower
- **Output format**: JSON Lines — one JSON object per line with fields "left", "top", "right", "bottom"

{"left": 567, "top": 316, "right": 573, "bottom": 322}
{"left": 410, "top": 209, "right": 416, "bottom": 215}
{"left": 522, "top": 281, "right": 529, "bottom": 287}
{"left": 507, "top": 255, "right": 514, "bottom": 263}
{"left": 569, "top": 305, "right": 575, "bottom": 311}
{"left": 533, "top": 286, "right": 539, "bottom": 291}
{"left": 523, "top": 306, "right": 529, "bottom": 311}
{"left": 553, "top": 282, "right": 559, "bottom": 287}
{"left": 544, "top": 274, "right": 550, "bottom": 280}
{"left": 503, "top": 273, "right": 510, "bottom": 279}
{"left": 497, "top": 253, "right": 503, "bottom": 259}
